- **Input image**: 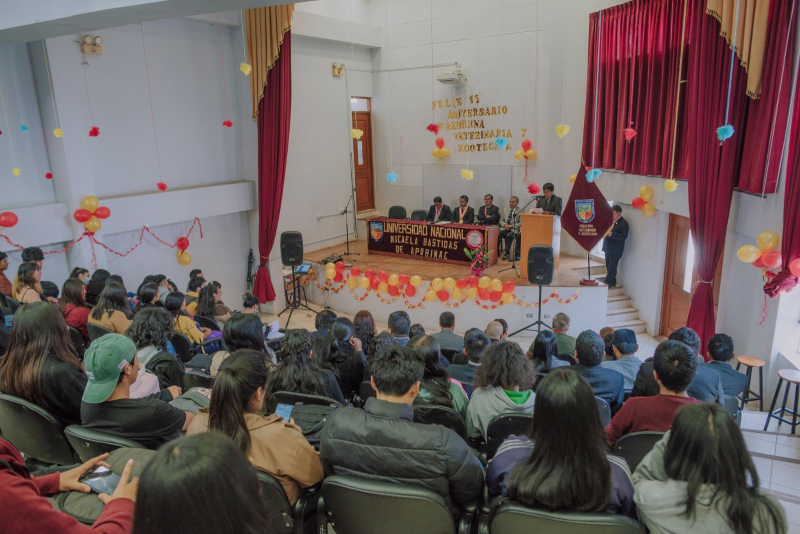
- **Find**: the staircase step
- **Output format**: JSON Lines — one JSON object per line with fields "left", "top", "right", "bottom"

{"left": 607, "top": 295, "right": 632, "bottom": 310}
{"left": 605, "top": 307, "right": 640, "bottom": 322}
{"left": 608, "top": 287, "right": 625, "bottom": 297}
{"left": 606, "top": 318, "right": 646, "bottom": 333}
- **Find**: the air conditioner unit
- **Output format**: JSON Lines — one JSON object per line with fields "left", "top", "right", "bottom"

{"left": 437, "top": 67, "right": 466, "bottom": 86}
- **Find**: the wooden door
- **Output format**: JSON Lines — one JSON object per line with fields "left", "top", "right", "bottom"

{"left": 352, "top": 106, "right": 375, "bottom": 211}
{"left": 659, "top": 213, "right": 723, "bottom": 336}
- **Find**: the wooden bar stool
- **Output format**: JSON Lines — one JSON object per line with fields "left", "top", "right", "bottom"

{"left": 736, "top": 355, "right": 765, "bottom": 411}
{"left": 763, "top": 369, "right": 800, "bottom": 434}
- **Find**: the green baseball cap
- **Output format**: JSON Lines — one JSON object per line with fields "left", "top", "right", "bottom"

{"left": 82, "top": 334, "right": 137, "bottom": 404}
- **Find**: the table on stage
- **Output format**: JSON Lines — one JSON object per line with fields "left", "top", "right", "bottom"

{"left": 367, "top": 218, "right": 499, "bottom": 266}
{"left": 519, "top": 213, "right": 561, "bottom": 280}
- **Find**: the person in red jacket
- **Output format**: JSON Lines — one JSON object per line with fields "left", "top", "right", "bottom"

{"left": 59, "top": 278, "right": 92, "bottom": 342}
{"left": 0, "top": 438, "right": 138, "bottom": 533}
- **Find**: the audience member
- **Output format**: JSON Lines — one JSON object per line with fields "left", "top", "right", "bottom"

{"left": 84, "top": 269, "right": 111, "bottom": 307}
{"left": 153, "top": 275, "right": 170, "bottom": 303}
{"left": 599, "top": 326, "right": 615, "bottom": 340}
{"left": 631, "top": 327, "right": 724, "bottom": 405}
{"left": 528, "top": 312, "right": 575, "bottom": 357}
{"left": 58, "top": 278, "right": 91, "bottom": 341}
{"left": 485, "top": 321, "right": 504, "bottom": 343}
{"left": 312, "top": 309, "right": 337, "bottom": 340}
{"left": 600, "top": 329, "right": 642, "bottom": 392}
{"left": 70, "top": 267, "right": 90, "bottom": 281}
{"left": 409, "top": 335, "right": 469, "bottom": 419}
{"left": 527, "top": 330, "right": 570, "bottom": 378}
{"left": 80, "top": 334, "right": 193, "bottom": 448}
{"left": 573, "top": 330, "right": 625, "bottom": 413}
{"left": 447, "top": 329, "right": 491, "bottom": 395}
{"left": 132, "top": 433, "right": 267, "bottom": 534}
{"left": 487, "top": 369, "right": 636, "bottom": 520}
{"left": 601, "top": 329, "right": 615, "bottom": 361}
{"left": 388, "top": 310, "right": 411, "bottom": 345}
{"left": 195, "top": 281, "right": 232, "bottom": 325}
{"left": 365, "top": 331, "right": 397, "bottom": 372}
{"left": 189, "top": 268, "right": 204, "bottom": 280}
{"left": 493, "top": 318, "right": 509, "bottom": 340}
{"left": 128, "top": 308, "right": 185, "bottom": 390}
{"left": 109, "top": 274, "right": 126, "bottom": 287}
{"left": 88, "top": 282, "right": 132, "bottom": 334}
{"left": 184, "top": 276, "right": 206, "bottom": 315}
{"left": 165, "top": 292, "right": 214, "bottom": 345}
{"left": 0, "top": 438, "right": 138, "bottom": 534}
{"left": 320, "top": 345, "right": 483, "bottom": 515}
{"left": 466, "top": 342, "right": 536, "bottom": 440}
{"left": 132, "top": 282, "right": 161, "bottom": 316}
{"left": 312, "top": 317, "right": 365, "bottom": 400}
{"left": 409, "top": 323, "right": 426, "bottom": 339}
{"left": 0, "top": 252, "right": 11, "bottom": 295}
{"left": 21, "top": 247, "right": 58, "bottom": 304}
{"left": 633, "top": 403, "right": 786, "bottom": 534}
{"left": 605, "top": 340, "right": 700, "bottom": 446}
{"left": 268, "top": 329, "right": 345, "bottom": 403}
{"left": 240, "top": 292, "right": 259, "bottom": 314}
{"left": 188, "top": 349, "right": 324, "bottom": 504}
{"left": 12, "top": 262, "right": 43, "bottom": 304}
{"left": 353, "top": 310, "right": 376, "bottom": 355}
{"left": 430, "top": 311, "right": 465, "bottom": 352}
{"left": 703, "top": 333, "right": 748, "bottom": 398}
{"left": 210, "top": 313, "right": 275, "bottom": 376}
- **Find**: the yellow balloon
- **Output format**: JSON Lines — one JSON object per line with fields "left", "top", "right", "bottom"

{"left": 359, "top": 276, "right": 370, "bottom": 289}
{"left": 501, "top": 292, "right": 514, "bottom": 304}
{"left": 478, "top": 276, "right": 491, "bottom": 289}
{"left": 514, "top": 150, "right": 525, "bottom": 160}
{"left": 325, "top": 262, "right": 336, "bottom": 272}
{"left": 443, "top": 277, "right": 456, "bottom": 289}
{"left": 466, "top": 287, "right": 478, "bottom": 300}
{"left": 388, "top": 274, "right": 400, "bottom": 286}
{"left": 737, "top": 245, "right": 762, "bottom": 263}
{"left": 325, "top": 269, "right": 336, "bottom": 280}
{"left": 178, "top": 252, "right": 192, "bottom": 265}
{"left": 432, "top": 148, "right": 442, "bottom": 158}
{"left": 757, "top": 231, "right": 780, "bottom": 252}
{"left": 81, "top": 196, "right": 99, "bottom": 212}
{"left": 641, "top": 204, "right": 656, "bottom": 217}
{"left": 440, "top": 147, "right": 450, "bottom": 158}
{"left": 525, "top": 149, "right": 537, "bottom": 160}
{"left": 347, "top": 276, "right": 358, "bottom": 289}
{"left": 410, "top": 275, "right": 422, "bottom": 287}
{"left": 84, "top": 216, "right": 102, "bottom": 232}
{"left": 451, "top": 287, "right": 463, "bottom": 300}
{"left": 490, "top": 278, "right": 503, "bottom": 292}
{"left": 425, "top": 290, "right": 437, "bottom": 302}
{"left": 638, "top": 186, "right": 654, "bottom": 202}
{"left": 431, "top": 278, "right": 444, "bottom": 291}
{"left": 378, "top": 282, "right": 389, "bottom": 293}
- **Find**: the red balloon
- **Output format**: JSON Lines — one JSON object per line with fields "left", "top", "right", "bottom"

{"left": 521, "top": 139, "right": 532, "bottom": 151}
{"left": 398, "top": 274, "right": 410, "bottom": 285}
{"left": 752, "top": 256, "right": 766, "bottom": 269}
{"left": 370, "top": 277, "right": 380, "bottom": 290}
{"left": 478, "top": 288, "right": 491, "bottom": 300}
{"left": 437, "top": 289, "right": 449, "bottom": 302}
{"left": 631, "top": 198, "right": 645, "bottom": 210}
{"left": 335, "top": 261, "right": 346, "bottom": 272}
{"left": 388, "top": 285, "right": 399, "bottom": 297}
{"left": 502, "top": 280, "right": 516, "bottom": 293}
{"left": 0, "top": 211, "right": 18, "bottom": 228}
{"left": 333, "top": 272, "right": 344, "bottom": 283}
{"left": 435, "top": 137, "right": 445, "bottom": 148}
{"left": 377, "top": 270, "right": 389, "bottom": 283}
{"left": 761, "top": 250, "right": 782, "bottom": 269}
{"left": 94, "top": 206, "right": 111, "bottom": 219}
{"left": 351, "top": 266, "right": 361, "bottom": 277}
{"left": 467, "top": 275, "right": 479, "bottom": 288}
{"left": 73, "top": 209, "right": 92, "bottom": 223}
{"left": 365, "top": 269, "right": 375, "bottom": 280}
{"left": 405, "top": 285, "right": 416, "bottom": 297}
{"left": 489, "top": 291, "right": 502, "bottom": 302}
{"left": 456, "top": 278, "right": 468, "bottom": 289}
{"left": 790, "top": 258, "right": 800, "bottom": 277}
{"left": 176, "top": 237, "right": 190, "bottom": 251}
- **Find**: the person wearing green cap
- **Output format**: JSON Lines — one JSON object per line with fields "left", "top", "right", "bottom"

{"left": 80, "top": 334, "right": 194, "bottom": 449}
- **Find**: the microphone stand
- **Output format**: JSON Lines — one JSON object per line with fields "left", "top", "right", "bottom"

{"left": 342, "top": 187, "right": 359, "bottom": 257}
{"left": 499, "top": 195, "right": 542, "bottom": 275}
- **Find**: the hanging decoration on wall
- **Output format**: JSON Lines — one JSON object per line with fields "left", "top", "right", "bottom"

{"left": 0, "top": 212, "right": 19, "bottom": 231}
{"left": 494, "top": 138, "right": 509, "bottom": 150}
{"left": 586, "top": 168, "right": 602, "bottom": 183}
{"left": 514, "top": 138, "right": 537, "bottom": 181}
{"left": 386, "top": 172, "right": 398, "bottom": 183}
{"left": 139, "top": 23, "right": 167, "bottom": 193}
{"left": 556, "top": 0, "right": 570, "bottom": 138}
{"left": 633, "top": 185, "right": 656, "bottom": 217}
{"left": 664, "top": 179, "right": 678, "bottom": 192}
{"left": 384, "top": 3, "right": 398, "bottom": 185}
{"left": 73, "top": 196, "right": 110, "bottom": 233}
{"left": 622, "top": 123, "right": 637, "bottom": 142}
{"left": 216, "top": 13, "right": 233, "bottom": 128}
{"left": 426, "top": 123, "right": 439, "bottom": 135}
{"left": 8, "top": 49, "right": 28, "bottom": 132}
{"left": 157, "top": 181, "right": 168, "bottom": 192}
{"left": 41, "top": 41, "right": 63, "bottom": 139}
{"left": 0, "top": 75, "right": 20, "bottom": 177}
{"left": 621, "top": 5, "right": 641, "bottom": 144}
{"left": 717, "top": 0, "right": 742, "bottom": 144}
{"left": 556, "top": 124, "right": 570, "bottom": 138}
{"left": 350, "top": 128, "right": 364, "bottom": 140}
{"left": 528, "top": 182, "right": 541, "bottom": 195}
{"left": 460, "top": 169, "right": 474, "bottom": 181}
{"left": 738, "top": 231, "right": 781, "bottom": 271}
{"left": 176, "top": 237, "right": 192, "bottom": 265}
{"left": 79, "top": 35, "right": 100, "bottom": 137}
{"left": 26, "top": 47, "right": 53, "bottom": 179}
{"left": 569, "top": 173, "right": 577, "bottom": 184}
{"left": 239, "top": 12, "right": 252, "bottom": 76}
{"left": 432, "top": 137, "right": 450, "bottom": 168}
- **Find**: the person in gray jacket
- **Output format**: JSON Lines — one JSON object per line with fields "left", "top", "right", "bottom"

{"left": 429, "top": 312, "right": 465, "bottom": 353}
{"left": 633, "top": 403, "right": 786, "bottom": 534}
{"left": 319, "top": 345, "right": 483, "bottom": 515}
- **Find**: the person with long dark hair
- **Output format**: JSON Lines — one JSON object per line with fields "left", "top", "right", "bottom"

{"left": 268, "top": 329, "right": 345, "bottom": 403}
{"left": 84, "top": 268, "right": 110, "bottom": 307}
{"left": 486, "top": 369, "right": 636, "bottom": 520}
{"left": 634, "top": 403, "right": 786, "bottom": 533}
{"left": 164, "top": 292, "right": 214, "bottom": 344}
{"left": 58, "top": 278, "right": 91, "bottom": 341}
{"left": 69, "top": 267, "right": 90, "bottom": 282}
{"left": 209, "top": 313, "right": 275, "bottom": 376}
{"left": 128, "top": 308, "right": 184, "bottom": 390}
{"left": 12, "top": 262, "right": 43, "bottom": 304}
{"left": 312, "top": 317, "right": 365, "bottom": 400}
{"left": 528, "top": 330, "right": 570, "bottom": 378}
{"left": 353, "top": 310, "right": 376, "bottom": 355}
{"left": 409, "top": 335, "right": 469, "bottom": 419}
{"left": 88, "top": 282, "right": 131, "bottom": 334}
{"left": 132, "top": 282, "right": 161, "bottom": 316}
{"left": 466, "top": 341, "right": 536, "bottom": 440}
{"left": 195, "top": 282, "right": 232, "bottom": 325}
{"left": 187, "top": 350, "right": 323, "bottom": 505}
{"left": 0, "top": 251, "right": 12, "bottom": 296}
{"left": 365, "top": 331, "right": 397, "bottom": 373}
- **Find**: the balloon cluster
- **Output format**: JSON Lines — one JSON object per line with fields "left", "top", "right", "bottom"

{"left": 631, "top": 186, "right": 656, "bottom": 217}
{"left": 176, "top": 237, "right": 192, "bottom": 265}
{"left": 0, "top": 211, "right": 18, "bottom": 231}
{"left": 432, "top": 137, "right": 450, "bottom": 160}
{"left": 73, "top": 196, "right": 110, "bottom": 232}
{"left": 514, "top": 139, "right": 537, "bottom": 161}
{"left": 737, "top": 231, "right": 783, "bottom": 271}
{"left": 423, "top": 276, "right": 516, "bottom": 303}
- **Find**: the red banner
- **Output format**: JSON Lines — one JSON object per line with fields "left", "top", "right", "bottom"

{"left": 561, "top": 165, "right": 614, "bottom": 252}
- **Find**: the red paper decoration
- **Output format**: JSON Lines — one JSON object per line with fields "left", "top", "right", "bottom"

{"left": 157, "top": 181, "right": 167, "bottom": 192}
{"left": 222, "top": 120, "right": 233, "bottom": 128}
{"left": 528, "top": 182, "right": 541, "bottom": 195}
{"left": 45, "top": 173, "right": 53, "bottom": 179}
{"left": 426, "top": 123, "right": 440, "bottom": 135}
{"left": 88, "top": 126, "right": 100, "bottom": 137}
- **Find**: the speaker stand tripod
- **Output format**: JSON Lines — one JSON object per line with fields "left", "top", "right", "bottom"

{"left": 510, "top": 284, "right": 551, "bottom": 336}
{"left": 278, "top": 266, "right": 317, "bottom": 329}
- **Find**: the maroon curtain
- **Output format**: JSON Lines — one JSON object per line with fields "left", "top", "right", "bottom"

{"left": 253, "top": 32, "right": 292, "bottom": 303}
{"left": 683, "top": 1, "right": 748, "bottom": 355}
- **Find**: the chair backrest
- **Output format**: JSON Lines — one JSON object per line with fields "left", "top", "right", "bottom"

{"left": 0, "top": 393, "right": 77, "bottom": 465}
{"left": 256, "top": 471, "right": 295, "bottom": 534}
{"left": 193, "top": 314, "right": 219, "bottom": 331}
{"left": 558, "top": 353, "right": 577, "bottom": 365}
{"left": 595, "top": 396, "right": 611, "bottom": 427}
{"left": 358, "top": 380, "right": 376, "bottom": 404}
{"left": 490, "top": 501, "right": 645, "bottom": 534}
{"left": 266, "top": 391, "right": 344, "bottom": 414}
{"left": 486, "top": 413, "right": 533, "bottom": 460}
{"left": 169, "top": 332, "right": 195, "bottom": 363}
{"left": 723, "top": 395, "right": 741, "bottom": 423}
{"left": 613, "top": 431, "right": 665, "bottom": 472}
{"left": 410, "top": 209, "right": 427, "bottom": 221}
{"left": 388, "top": 206, "right": 407, "bottom": 220}
{"left": 413, "top": 404, "right": 468, "bottom": 442}
{"left": 440, "top": 348, "right": 460, "bottom": 363}
{"left": 320, "top": 475, "right": 456, "bottom": 534}
{"left": 87, "top": 322, "right": 113, "bottom": 342}
{"left": 183, "top": 370, "right": 214, "bottom": 390}
{"left": 1, "top": 294, "right": 21, "bottom": 314}
{"left": 64, "top": 425, "right": 145, "bottom": 463}
{"left": 68, "top": 326, "right": 88, "bottom": 360}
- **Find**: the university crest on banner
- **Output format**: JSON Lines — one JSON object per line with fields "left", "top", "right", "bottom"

{"left": 561, "top": 165, "right": 613, "bottom": 252}
{"left": 369, "top": 221, "right": 384, "bottom": 242}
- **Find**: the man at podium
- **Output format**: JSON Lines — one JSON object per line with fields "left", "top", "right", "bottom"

{"left": 535, "top": 183, "right": 563, "bottom": 216}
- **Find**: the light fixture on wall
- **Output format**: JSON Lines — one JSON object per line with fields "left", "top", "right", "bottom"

{"left": 80, "top": 35, "right": 103, "bottom": 55}
{"left": 332, "top": 62, "right": 345, "bottom": 76}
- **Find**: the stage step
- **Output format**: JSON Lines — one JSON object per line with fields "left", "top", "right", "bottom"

{"left": 607, "top": 295, "right": 632, "bottom": 310}
{"left": 606, "top": 306, "right": 639, "bottom": 323}
{"left": 608, "top": 287, "right": 625, "bottom": 297}
{"left": 606, "top": 318, "right": 647, "bottom": 333}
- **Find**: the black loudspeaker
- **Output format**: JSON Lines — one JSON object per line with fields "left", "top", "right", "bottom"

{"left": 527, "top": 245, "right": 554, "bottom": 285}
{"left": 280, "top": 231, "right": 304, "bottom": 266}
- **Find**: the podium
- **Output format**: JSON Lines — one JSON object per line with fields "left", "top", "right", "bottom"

{"left": 520, "top": 213, "right": 561, "bottom": 281}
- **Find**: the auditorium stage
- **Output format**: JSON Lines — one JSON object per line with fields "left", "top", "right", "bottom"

{"left": 305, "top": 240, "right": 604, "bottom": 287}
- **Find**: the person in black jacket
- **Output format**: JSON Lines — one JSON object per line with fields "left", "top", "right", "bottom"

{"left": 572, "top": 330, "right": 625, "bottom": 413}
{"left": 601, "top": 205, "right": 629, "bottom": 288}
{"left": 703, "top": 333, "right": 748, "bottom": 398}
{"left": 452, "top": 195, "right": 475, "bottom": 225}
{"left": 425, "top": 196, "right": 452, "bottom": 223}
{"left": 535, "top": 183, "right": 563, "bottom": 216}
{"left": 127, "top": 308, "right": 185, "bottom": 390}
{"left": 320, "top": 345, "right": 484, "bottom": 515}
{"left": 476, "top": 194, "right": 501, "bottom": 226}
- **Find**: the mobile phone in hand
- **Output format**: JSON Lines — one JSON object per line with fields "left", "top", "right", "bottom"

{"left": 275, "top": 403, "right": 293, "bottom": 421}
{"left": 81, "top": 466, "right": 121, "bottom": 495}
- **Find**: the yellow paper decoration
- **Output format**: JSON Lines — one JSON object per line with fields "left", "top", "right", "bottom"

{"left": 569, "top": 173, "right": 577, "bottom": 184}
{"left": 11, "top": 168, "right": 20, "bottom": 176}
{"left": 350, "top": 128, "right": 364, "bottom": 140}
{"left": 461, "top": 169, "right": 474, "bottom": 181}
{"left": 53, "top": 128, "right": 63, "bottom": 138}
{"left": 555, "top": 124, "right": 571, "bottom": 138}
{"left": 240, "top": 62, "right": 252, "bottom": 75}
{"left": 664, "top": 179, "right": 678, "bottom": 192}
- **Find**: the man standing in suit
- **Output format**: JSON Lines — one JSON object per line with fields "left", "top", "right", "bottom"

{"left": 476, "top": 194, "right": 500, "bottom": 226}
{"left": 602, "top": 205, "right": 629, "bottom": 288}
{"left": 452, "top": 195, "right": 475, "bottom": 225}
{"left": 572, "top": 330, "right": 625, "bottom": 413}
{"left": 535, "top": 183, "right": 563, "bottom": 216}
{"left": 425, "top": 196, "right": 452, "bottom": 223}
{"left": 703, "top": 333, "right": 748, "bottom": 398}
{"left": 499, "top": 196, "right": 522, "bottom": 261}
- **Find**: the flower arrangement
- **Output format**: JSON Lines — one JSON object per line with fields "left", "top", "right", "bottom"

{"left": 465, "top": 245, "right": 492, "bottom": 277}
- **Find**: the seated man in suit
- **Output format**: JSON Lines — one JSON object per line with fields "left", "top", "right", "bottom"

{"left": 535, "top": 183, "right": 562, "bottom": 216}
{"left": 430, "top": 312, "right": 464, "bottom": 353}
{"left": 447, "top": 329, "right": 491, "bottom": 397}
{"left": 425, "top": 196, "right": 452, "bottom": 223}
{"left": 452, "top": 195, "right": 475, "bottom": 225}
{"left": 320, "top": 346, "right": 484, "bottom": 516}
{"left": 499, "top": 196, "right": 522, "bottom": 261}
{"left": 311, "top": 309, "right": 337, "bottom": 340}
{"left": 572, "top": 330, "right": 625, "bottom": 413}
{"left": 476, "top": 194, "right": 501, "bottom": 226}
{"left": 631, "top": 327, "right": 724, "bottom": 405}
{"left": 703, "top": 333, "right": 748, "bottom": 398}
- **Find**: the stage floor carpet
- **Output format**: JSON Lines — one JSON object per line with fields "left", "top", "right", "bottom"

{"left": 305, "top": 240, "right": 604, "bottom": 287}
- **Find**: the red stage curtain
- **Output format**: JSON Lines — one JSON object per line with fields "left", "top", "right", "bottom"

{"left": 253, "top": 32, "right": 292, "bottom": 303}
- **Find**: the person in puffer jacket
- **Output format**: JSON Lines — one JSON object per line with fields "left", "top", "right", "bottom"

{"left": 320, "top": 345, "right": 483, "bottom": 515}
{"left": 466, "top": 342, "right": 537, "bottom": 440}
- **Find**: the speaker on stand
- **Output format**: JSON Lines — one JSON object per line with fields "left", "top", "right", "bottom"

{"left": 278, "top": 231, "right": 317, "bottom": 328}
{"left": 510, "top": 245, "right": 554, "bottom": 337}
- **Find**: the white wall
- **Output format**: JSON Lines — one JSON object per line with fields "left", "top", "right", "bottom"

{"left": 296, "top": 0, "right": 372, "bottom": 24}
